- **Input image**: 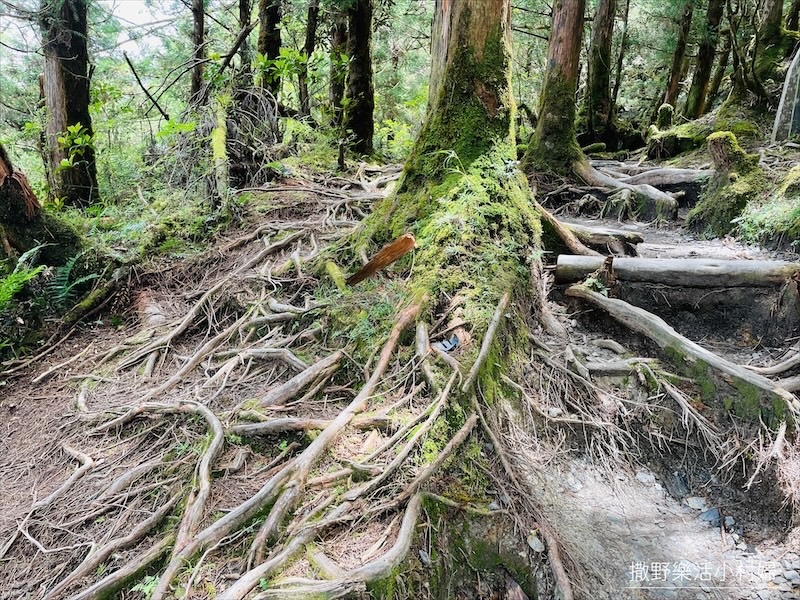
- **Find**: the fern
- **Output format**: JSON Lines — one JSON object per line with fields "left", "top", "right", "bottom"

{"left": 0, "top": 265, "right": 44, "bottom": 311}
{"left": 47, "top": 251, "right": 99, "bottom": 309}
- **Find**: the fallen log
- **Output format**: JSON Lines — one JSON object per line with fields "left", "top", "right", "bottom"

{"left": 565, "top": 222, "right": 643, "bottom": 256}
{"left": 574, "top": 160, "right": 679, "bottom": 221}
{"left": 555, "top": 256, "right": 800, "bottom": 288}
{"left": 565, "top": 284, "right": 800, "bottom": 422}
{"left": 618, "top": 168, "right": 712, "bottom": 186}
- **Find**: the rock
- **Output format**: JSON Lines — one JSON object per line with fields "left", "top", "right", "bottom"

{"left": 526, "top": 532, "right": 545, "bottom": 553}
{"left": 686, "top": 496, "right": 707, "bottom": 510}
{"left": 636, "top": 471, "right": 656, "bottom": 485}
{"left": 488, "top": 501, "right": 500, "bottom": 511}
{"left": 724, "top": 515, "right": 735, "bottom": 528}
{"left": 784, "top": 569, "right": 800, "bottom": 583}
{"left": 757, "top": 589, "right": 772, "bottom": 600}
{"left": 418, "top": 548, "right": 431, "bottom": 566}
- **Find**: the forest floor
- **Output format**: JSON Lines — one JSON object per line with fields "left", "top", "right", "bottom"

{"left": 1, "top": 160, "right": 800, "bottom": 600}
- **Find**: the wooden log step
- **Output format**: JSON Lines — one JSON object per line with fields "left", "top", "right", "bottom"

{"left": 555, "top": 256, "right": 800, "bottom": 288}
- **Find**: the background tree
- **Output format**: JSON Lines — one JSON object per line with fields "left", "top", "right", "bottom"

{"left": 663, "top": 0, "right": 694, "bottom": 109}
{"left": 298, "top": 0, "right": 320, "bottom": 117}
{"left": 523, "top": 0, "right": 586, "bottom": 172}
{"left": 258, "top": 0, "right": 283, "bottom": 97}
{"left": 190, "top": 0, "right": 206, "bottom": 104}
{"left": 683, "top": 0, "right": 724, "bottom": 119}
{"left": 343, "top": 0, "right": 375, "bottom": 154}
{"left": 328, "top": 9, "right": 348, "bottom": 125}
{"left": 40, "top": 0, "right": 99, "bottom": 207}
{"left": 585, "top": 0, "right": 616, "bottom": 144}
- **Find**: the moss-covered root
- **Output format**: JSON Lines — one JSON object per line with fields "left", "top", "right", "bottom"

{"left": 687, "top": 131, "right": 768, "bottom": 236}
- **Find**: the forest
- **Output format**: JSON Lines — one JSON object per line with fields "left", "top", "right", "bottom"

{"left": 4, "top": 0, "right": 800, "bottom": 598}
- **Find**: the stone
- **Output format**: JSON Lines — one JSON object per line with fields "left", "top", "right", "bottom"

{"left": 686, "top": 496, "right": 706, "bottom": 510}
{"left": 784, "top": 569, "right": 800, "bottom": 582}
{"left": 636, "top": 471, "right": 656, "bottom": 485}
{"left": 699, "top": 507, "right": 721, "bottom": 527}
{"left": 527, "top": 532, "right": 545, "bottom": 553}
{"left": 724, "top": 515, "right": 735, "bottom": 528}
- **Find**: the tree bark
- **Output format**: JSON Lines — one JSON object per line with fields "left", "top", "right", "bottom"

{"left": 0, "top": 143, "right": 80, "bottom": 265}
{"left": 683, "top": 0, "right": 724, "bottom": 119}
{"left": 705, "top": 31, "right": 731, "bottom": 111}
{"left": 237, "top": 0, "right": 253, "bottom": 84}
{"left": 344, "top": 0, "right": 375, "bottom": 154}
{"left": 610, "top": 0, "right": 631, "bottom": 110}
{"left": 329, "top": 14, "right": 348, "bottom": 126}
{"left": 586, "top": 0, "right": 616, "bottom": 143}
{"left": 523, "top": 0, "right": 586, "bottom": 173}
{"left": 664, "top": 1, "right": 694, "bottom": 108}
{"left": 258, "top": 0, "right": 282, "bottom": 97}
{"left": 760, "top": 0, "right": 783, "bottom": 46}
{"left": 39, "top": 0, "right": 99, "bottom": 207}
{"left": 298, "top": 0, "right": 319, "bottom": 117}
{"left": 190, "top": 0, "right": 206, "bottom": 104}
{"left": 788, "top": 0, "right": 800, "bottom": 31}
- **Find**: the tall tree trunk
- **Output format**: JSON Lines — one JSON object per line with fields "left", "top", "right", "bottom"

{"left": 258, "top": 0, "right": 282, "bottom": 97}
{"left": 760, "top": 0, "right": 783, "bottom": 45}
{"left": 586, "top": 0, "right": 616, "bottom": 142}
{"left": 329, "top": 15, "right": 348, "bottom": 126}
{"left": 237, "top": 0, "right": 253, "bottom": 83}
{"left": 523, "top": 0, "right": 586, "bottom": 173}
{"left": 611, "top": 0, "right": 631, "bottom": 110}
{"left": 705, "top": 31, "right": 731, "bottom": 111}
{"left": 664, "top": 1, "right": 694, "bottom": 108}
{"left": 298, "top": 0, "right": 319, "bottom": 117}
{"left": 190, "top": 0, "right": 206, "bottom": 104}
{"left": 344, "top": 0, "right": 375, "bottom": 154}
{"left": 683, "top": 0, "right": 724, "bottom": 119}
{"left": 788, "top": 0, "right": 800, "bottom": 31}
{"left": 39, "top": 0, "right": 99, "bottom": 207}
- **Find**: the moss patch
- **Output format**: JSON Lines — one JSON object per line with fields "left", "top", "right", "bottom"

{"left": 686, "top": 132, "right": 769, "bottom": 236}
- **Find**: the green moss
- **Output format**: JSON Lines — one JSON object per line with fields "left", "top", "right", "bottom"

{"left": 687, "top": 132, "right": 768, "bottom": 236}
{"left": 523, "top": 73, "right": 583, "bottom": 174}
{"left": 656, "top": 104, "right": 674, "bottom": 129}
{"left": 736, "top": 165, "right": 800, "bottom": 247}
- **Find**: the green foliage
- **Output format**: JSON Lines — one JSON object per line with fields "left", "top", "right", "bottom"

{"left": 0, "top": 265, "right": 44, "bottom": 312}
{"left": 46, "top": 251, "right": 100, "bottom": 310}
{"left": 56, "top": 123, "right": 95, "bottom": 173}
{"left": 130, "top": 575, "right": 159, "bottom": 599}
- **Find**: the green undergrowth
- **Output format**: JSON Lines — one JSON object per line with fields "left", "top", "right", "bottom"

{"left": 736, "top": 165, "right": 800, "bottom": 249}
{"left": 687, "top": 131, "right": 769, "bottom": 236}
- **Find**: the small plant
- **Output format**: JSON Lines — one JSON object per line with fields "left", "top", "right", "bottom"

{"left": 46, "top": 251, "right": 99, "bottom": 310}
{"left": 131, "top": 575, "right": 159, "bottom": 598}
{"left": 0, "top": 244, "right": 47, "bottom": 311}
{"left": 56, "top": 123, "right": 95, "bottom": 172}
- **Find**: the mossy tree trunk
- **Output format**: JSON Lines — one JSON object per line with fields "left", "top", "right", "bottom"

{"left": 522, "top": 0, "right": 585, "bottom": 173}
{"left": 344, "top": 0, "right": 375, "bottom": 154}
{"left": 788, "top": 0, "right": 800, "bottom": 32}
{"left": 298, "top": 0, "right": 319, "bottom": 117}
{"left": 663, "top": 1, "right": 694, "bottom": 108}
{"left": 586, "top": 0, "right": 616, "bottom": 144}
{"left": 0, "top": 143, "right": 80, "bottom": 266}
{"left": 352, "top": 0, "right": 539, "bottom": 372}
{"left": 190, "top": 0, "right": 206, "bottom": 105}
{"left": 329, "top": 13, "right": 348, "bottom": 126}
{"left": 683, "top": 0, "right": 724, "bottom": 119}
{"left": 40, "top": 0, "right": 99, "bottom": 207}
{"left": 258, "top": 0, "right": 282, "bottom": 97}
